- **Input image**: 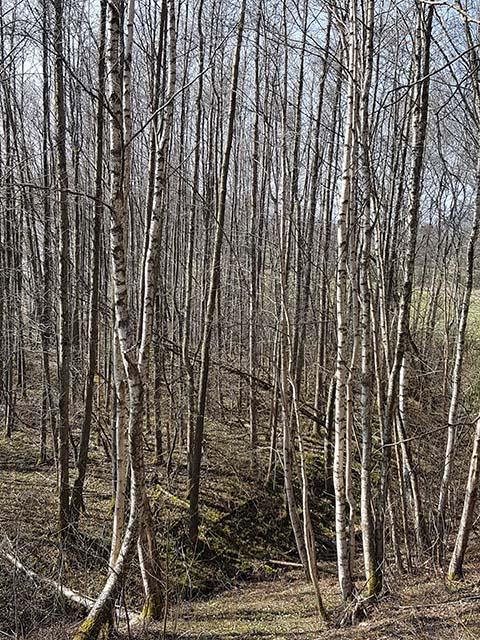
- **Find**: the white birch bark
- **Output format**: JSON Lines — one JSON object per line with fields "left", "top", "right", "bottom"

{"left": 333, "top": 0, "right": 357, "bottom": 601}
{"left": 74, "top": 1, "right": 146, "bottom": 636}
{"left": 122, "top": 0, "right": 135, "bottom": 205}
{"left": 445, "top": 37, "right": 480, "bottom": 571}
{"left": 397, "top": 355, "right": 427, "bottom": 555}
{"left": 138, "top": 0, "right": 177, "bottom": 378}
{"left": 358, "top": 0, "right": 378, "bottom": 597}
{"left": 448, "top": 417, "right": 480, "bottom": 580}
{"left": 109, "top": 339, "right": 127, "bottom": 569}
{"left": 437, "top": 155, "right": 480, "bottom": 558}
{"left": 135, "top": 0, "right": 177, "bottom": 618}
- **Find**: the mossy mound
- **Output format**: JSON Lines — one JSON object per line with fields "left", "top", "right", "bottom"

{"left": 152, "top": 474, "right": 335, "bottom": 599}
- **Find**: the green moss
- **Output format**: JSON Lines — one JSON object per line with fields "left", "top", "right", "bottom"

{"left": 366, "top": 569, "right": 381, "bottom": 597}
{"left": 140, "top": 593, "right": 163, "bottom": 621}
{"left": 152, "top": 485, "right": 223, "bottom": 523}
{"left": 448, "top": 572, "right": 463, "bottom": 582}
{"left": 73, "top": 615, "right": 111, "bottom": 640}
{"left": 73, "top": 617, "right": 97, "bottom": 640}
{"left": 152, "top": 475, "right": 335, "bottom": 599}
{"left": 152, "top": 485, "right": 190, "bottom": 511}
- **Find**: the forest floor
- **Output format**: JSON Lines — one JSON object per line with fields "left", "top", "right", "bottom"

{"left": 2, "top": 392, "right": 480, "bottom": 638}
{"left": 154, "top": 567, "right": 480, "bottom": 639}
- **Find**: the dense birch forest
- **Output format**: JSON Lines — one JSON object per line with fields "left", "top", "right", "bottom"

{"left": 2, "top": 0, "right": 480, "bottom": 637}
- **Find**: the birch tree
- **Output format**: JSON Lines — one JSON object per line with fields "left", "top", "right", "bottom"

{"left": 333, "top": 0, "right": 357, "bottom": 601}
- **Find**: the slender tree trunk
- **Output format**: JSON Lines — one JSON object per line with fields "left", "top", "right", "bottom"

{"left": 448, "top": 417, "right": 480, "bottom": 580}
{"left": 135, "top": 0, "right": 177, "bottom": 617}
{"left": 358, "top": 0, "right": 378, "bottom": 597}
{"left": 109, "top": 340, "right": 128, "bottom": 570}
{"left": 397, "top": 356, "right": 427, "bottom": 555}
{"left": 376, "top": 4, "right": 433, "bottom": 579}
{"left": 184, "top": 0, "right": 204, "bottom": 476}
{"left": 53, "top": 0, "right": 71, "bottom": 543}
{"left": 74, "top": 0, "right": 146, "bottom": 634}
{"left": 248, "top": 6, "right": 262, "bottom": 455}
{"left": 69, "top": 0, "right": 107, "bottom": 527}
{"left": 40, "top": 0, "right": 57, "bottom": 465}
{"left": 437, "top": 154, "right": 480, "bottom": 561}
{"left": 333, "top": 0, "right": 357, "bottom": 601}
{"left": 188, "top": 0, "right": 246, "bottom": 546}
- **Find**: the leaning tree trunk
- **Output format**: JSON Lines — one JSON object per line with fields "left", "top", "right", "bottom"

{"left": 448, "top": 416, "right": 480, "bottom": 581}
{"left": 437, "top": 109, "right": 480, "bottom": 566}
{"left": 109, "top": 340, "right": 128, "bottom": 570}
{"left": 446, "top": 77, "right": 480, "bottom": 576}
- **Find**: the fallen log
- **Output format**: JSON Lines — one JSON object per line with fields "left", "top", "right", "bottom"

{"left": 0, "top": 537, "right": 141, "bottom": 623}
{"left": 0, "top": 545, "right": 94, "bottom": 610}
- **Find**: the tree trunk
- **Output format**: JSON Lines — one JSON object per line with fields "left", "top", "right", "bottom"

{"left": 53, "top": 0, "right": 71, "bottom": 543}
{"left": 69, "top": 0, "right": 107, "bottom": 527}
{"left": 333, "top": 0, "right": 357, "bottom": 601}
{"left": 448, "top": 417, "right": 480, "bottom": 581}
{"left": 437, "top": 153, "right": 480, "bottom": 562}
{"left": 188, "top": 0, "right": 246, "bottom": 546}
